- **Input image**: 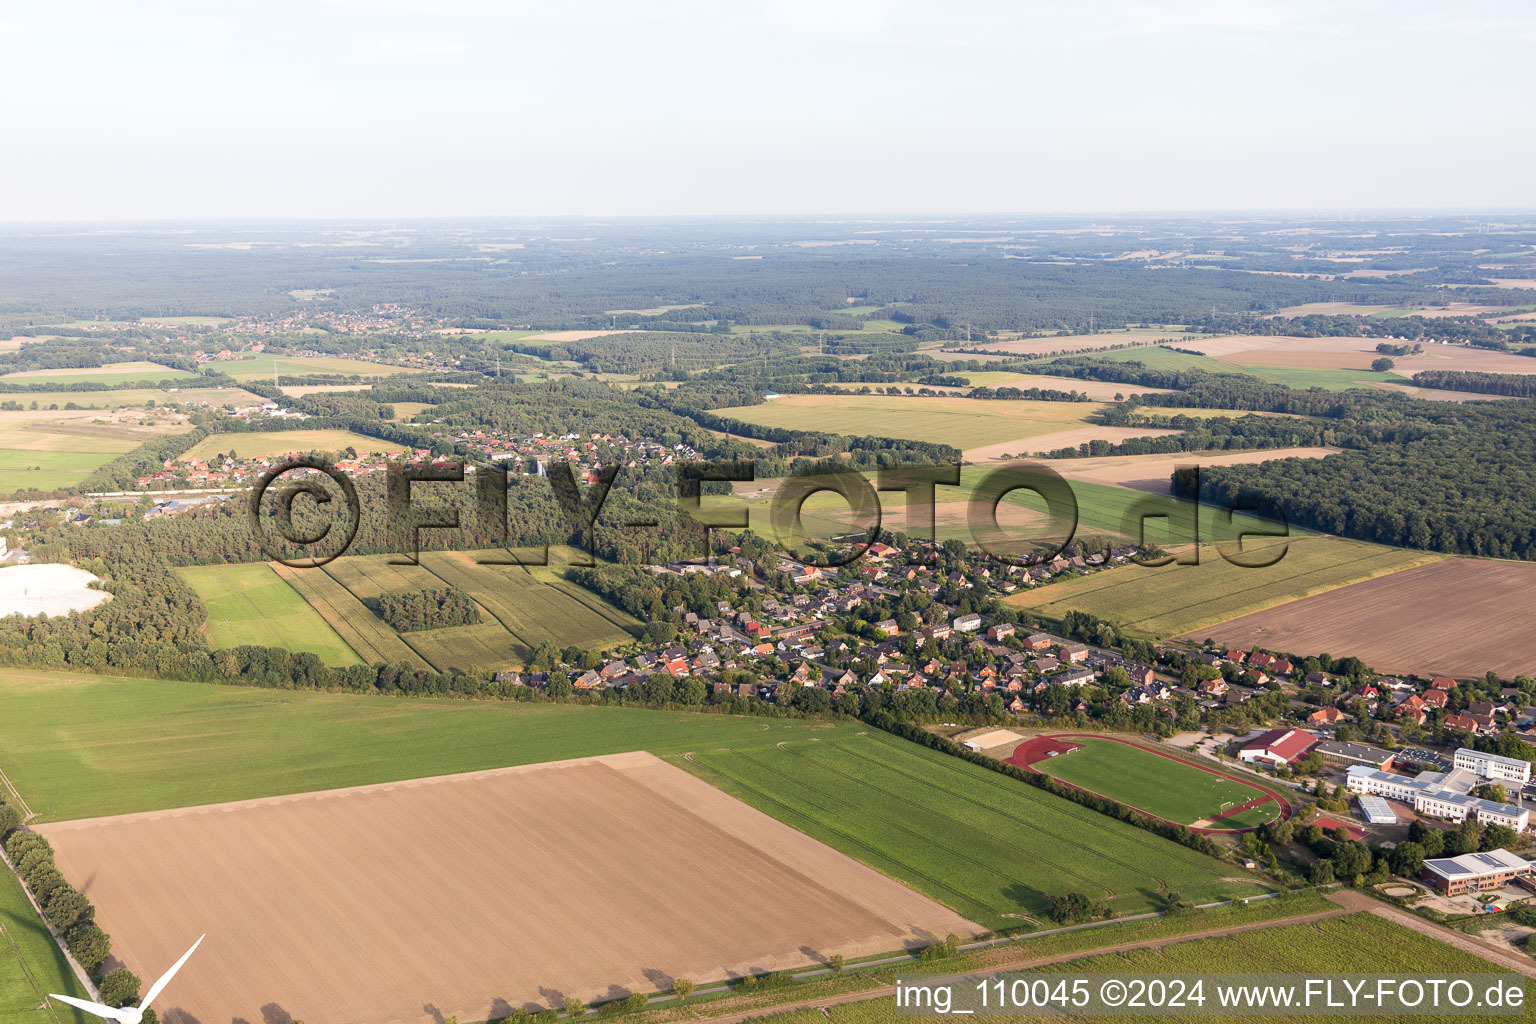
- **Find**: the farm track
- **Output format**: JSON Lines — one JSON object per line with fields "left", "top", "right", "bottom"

{"left": 1329, "top": 889, "right": 1536, "bottom": 981}
{"left": 671, "top": 900, "right": 1361, "bottom": 1024}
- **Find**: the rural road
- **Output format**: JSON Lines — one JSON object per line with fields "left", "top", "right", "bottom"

{"left": 1327, "top": 889, "right": 1536, "bottom": 981}
{"left": 674, "top": 890, "right": 1536, "bottom": 1024}
{"left": 674, "top": 899, "right": 1358, "bottom": 1024}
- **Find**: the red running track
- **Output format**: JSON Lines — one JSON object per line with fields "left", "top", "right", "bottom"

{"left": 1005, "top": 732, "right": 1293, "bottom": 834}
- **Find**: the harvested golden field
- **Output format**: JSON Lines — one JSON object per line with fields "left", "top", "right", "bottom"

{"left": 938, "top": 331, "right": 1191, "bottom": 358}
{"left": 1051, "top": 447, "right": 1341, "bottom": 492}
{"left": 958, "top": 372, "right": 1175, "bottom": 399}
{"left": 180, "top": 428, "right": 408, "bottom": 462}
{"left": 717, "top": 393, "right": 1108, "bottom": 450}
{"left": 277, "top": 383, "right": 373, "bottom": 397}
{"left": 521, "top": 329, "right": 631, "bottom": 341}
{"left": 1181, "top": 557, "right": 1536, "bottom": 677}
{"left": 962, "top": 426, "right": 1181, "bottom": 462}
{"left": 37, "top": 752, "right": 979, "bottom": 1024}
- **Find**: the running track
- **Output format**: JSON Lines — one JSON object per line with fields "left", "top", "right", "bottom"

{"left": 1007, "top": 733, "right": 1293, "bottom": 834}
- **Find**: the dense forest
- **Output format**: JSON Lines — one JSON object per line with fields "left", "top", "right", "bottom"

{"left": 376, "top": 586, "right": 481, "bottom": 632}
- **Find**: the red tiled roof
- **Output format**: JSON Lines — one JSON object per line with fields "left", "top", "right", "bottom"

{"left": 1242, "top": 728, "right": 1317, "bottom": 763}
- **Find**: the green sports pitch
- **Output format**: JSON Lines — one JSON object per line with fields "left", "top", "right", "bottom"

{"left": 1026, "top": 738, "right": 1281, "bottom": 829}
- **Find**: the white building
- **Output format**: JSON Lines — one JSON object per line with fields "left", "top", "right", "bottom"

{"left": 1454, "top": 747, "right": 1531, "bottom": 786}
{"left": 1357, "top": 794, "right": 1398, "bottom": 825}
{"left": 1346, "top": 765, "right": 1529, "bottom": 831}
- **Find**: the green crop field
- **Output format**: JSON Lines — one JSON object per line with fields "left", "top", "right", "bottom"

{"left": 0, "top": 673, "right": 1267, "bottom": 932}
{"left": 0, "top": 671, "right": 861, "bottom": 821}
{"left": 0, "top": 864, "right": 89, "bottom": 1024}
{"left": 0, "top": 447, "right": 128, "bottom": 493}
{"left": 1223, "top": 363, "right": 1409, "bottom": 390}
{"left": 714, "top": 394, "right": 1105, "bottom": 449}
{"left": 686, "top": 730, "right": 1270, "bottom": 929}
{"left": 1007, "top": 532, "right": 1441, "bottom": 639}
{"left": 1029, "top": 740, "right": 1274, "bottom": 826}
{"left": 272, "top": 562, "right": 433, "bottom": 670}
{"left": 0, "top": 361, "right": 196, "bottom": 387}
{"left": 219, "top": 354, "right": 430, "bottom": 382}
{"left": 179, "top": 428, "right": 408, "bottom": 462}
{"left": 278, "top": 550, "right": 640, "bottom": 672}
{"left": 762, "top": 912, "right": 1522, "bottom": 1024}
{"left": 176, "top": 563, "right": 361, "bottom": 666}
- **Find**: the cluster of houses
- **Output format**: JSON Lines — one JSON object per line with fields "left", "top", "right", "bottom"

{"left": 448, "top": 429, "right": 704, "bottom": 477}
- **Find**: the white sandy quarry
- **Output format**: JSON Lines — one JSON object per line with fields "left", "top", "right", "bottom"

{"left": 0, "top": 563, "right": 111, "bottom": 617}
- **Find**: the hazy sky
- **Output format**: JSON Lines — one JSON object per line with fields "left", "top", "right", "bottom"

{"left": 2, "top": 0, "right": 1532, "bottom": 220}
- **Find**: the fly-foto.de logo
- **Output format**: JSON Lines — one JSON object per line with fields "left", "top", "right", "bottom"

{"left": 249, "top": 458, "right": 1288, "bottom": 569}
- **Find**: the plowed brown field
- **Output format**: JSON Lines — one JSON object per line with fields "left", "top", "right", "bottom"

{"left": 37, "top": 753, "right": 979, "bottom": 1024}
{"left": 1180, "top": 557, "right": 1536, "bottom": 677}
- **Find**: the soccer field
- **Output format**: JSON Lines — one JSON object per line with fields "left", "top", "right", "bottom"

{"left": 1020, "top": 738, "right": 1278, "bottom": 828}
{"left": 176, "top": 563, "right": 362, "bottom": 666}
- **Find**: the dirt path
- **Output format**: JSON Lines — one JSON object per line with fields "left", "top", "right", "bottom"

{"left": 1327, "top": 889, "right": 1536, "bottom": 980}
{"left": 679, "top": 902, "right": 1357, "bottom": 1024}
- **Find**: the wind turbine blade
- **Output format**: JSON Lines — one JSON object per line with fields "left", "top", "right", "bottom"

{"left": 49, "top": 994, "right": 125, "bottom": 1020}
{"left": 140, "top": 934, "right": 204, "bottom": 1011}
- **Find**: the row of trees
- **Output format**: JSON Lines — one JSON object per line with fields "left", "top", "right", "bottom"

{"left": 2, "top": 823, "right": 148, "bottom": 1014}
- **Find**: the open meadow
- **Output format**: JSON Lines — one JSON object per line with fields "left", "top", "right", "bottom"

{"left": 176, "top": 563, "right": 362, "bottom": 666}
{"left": 1008, "top": 736, "right": 1282, "bottom": 830}
{"left": 0, "top": 406, "right": 190, "bottom": 492}
{"left": 0, "top": 863, "right": 89, "bottom": 1024}
{"left": 0, "top": 672, "right": 858, "bottom": 821}
{"left": 37, "top": 752, "right": 979, "bottom": 1024}
{"left": 0, "top": 386, "right": 265, "bottom": 410}
{"left": 752, "top": 911, "right": 1527, "bottom": 1024}
{"left": 1184, "top": 556, "right": 1536, "bottom": 677}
